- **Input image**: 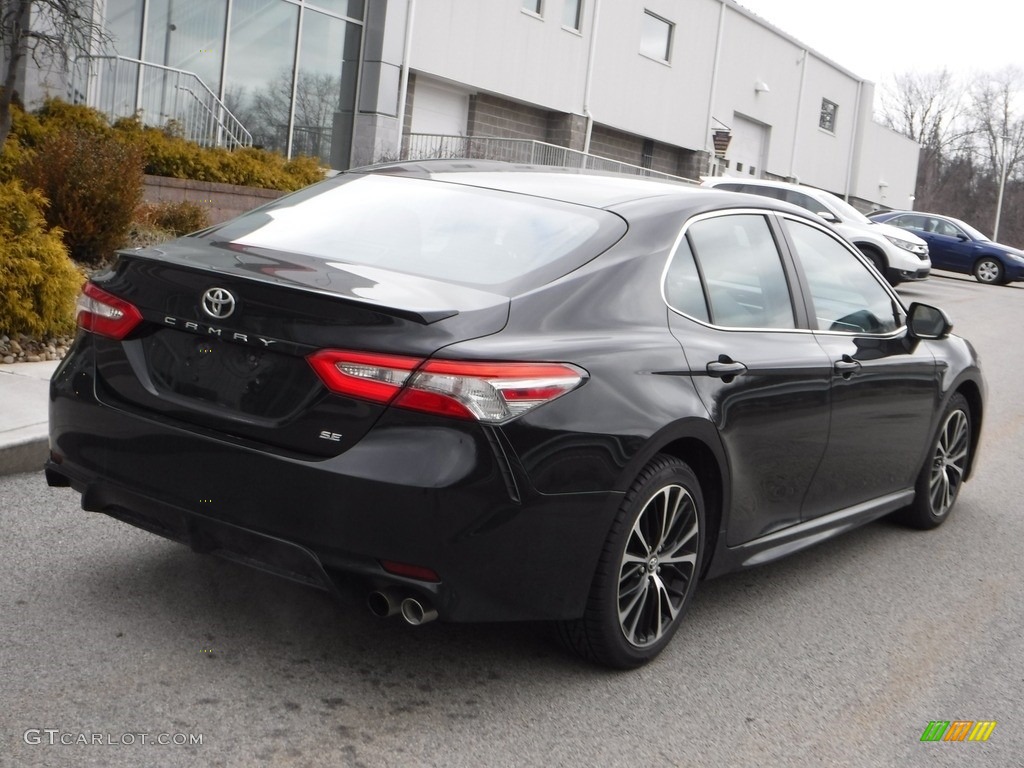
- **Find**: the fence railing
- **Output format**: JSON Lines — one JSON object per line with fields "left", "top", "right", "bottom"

{"left": 71, "top": 55, "right": 252, "bottom": 150}
{"left": 402, "top": 134, "right": 698, "bottom": 184}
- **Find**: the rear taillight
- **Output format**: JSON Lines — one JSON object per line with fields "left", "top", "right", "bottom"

{"left": 76, "top": 283, "right": 143, "bottom": 340}
{"left": 307, "top": 350, "right": 585, "bottom": 423}
{"left": 306, "top": 350, "right": 419, "bottom": 405}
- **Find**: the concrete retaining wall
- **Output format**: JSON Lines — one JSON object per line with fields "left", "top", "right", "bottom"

{"left": 142, "top": 175, "right": 287, "bottom": 226}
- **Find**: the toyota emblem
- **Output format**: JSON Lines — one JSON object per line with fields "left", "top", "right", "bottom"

{"left": 201, "top": 287, "right": 236, "bottom": 319}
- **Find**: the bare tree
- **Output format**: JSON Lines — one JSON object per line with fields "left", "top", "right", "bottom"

{"left": 878, "top": 69, "right": 973, "bottom": 207}
{"left": 968, "top": 68, "right": 1024, "bottom": 181}
{"left": 0, "top": 0, "right": 106, "bottom": 149}
{"left": 878, "top": 67, "right": 1024, "bottom": 246}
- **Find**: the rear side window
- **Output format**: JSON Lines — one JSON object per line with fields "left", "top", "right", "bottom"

{"left": 204, "top": 174, "right": 624, "bottom": 292}
{"left": 663, "top": 236, "right": 709, "bottom": 322}
{"left": 677, "top": 214, "right": 796, "bottom": 330}
{"left": 891, "top": 214, "right": 927, "bottom": 230}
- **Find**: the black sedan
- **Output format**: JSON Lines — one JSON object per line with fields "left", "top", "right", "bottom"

{"left": 47, "top": 162, "right": 984, "bottom": 668}
{"left": 869, "top": 209, "right": 1024, "bottom": 284}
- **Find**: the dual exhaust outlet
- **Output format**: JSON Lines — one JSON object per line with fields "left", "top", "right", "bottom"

{"left": 367, "top": 588, "right": 438, "bottom": 626}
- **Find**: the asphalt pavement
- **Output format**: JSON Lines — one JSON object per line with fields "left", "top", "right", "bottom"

{"left": 2, "top": 273, "right": 1022, "bottom": 767}
{"left": 0, "top": 359, "right": 60, "bottom": 476}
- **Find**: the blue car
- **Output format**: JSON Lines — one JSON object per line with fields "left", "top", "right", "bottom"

{"left": 868, "top": 210, "right": 1024, "bottom": 285}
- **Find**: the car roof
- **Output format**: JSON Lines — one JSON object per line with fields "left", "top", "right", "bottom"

{"left": 703, "top": 176, "right": 834, "bottom": 197}
{"left": 356, "top": 159, "right": 728, "bottom": 209}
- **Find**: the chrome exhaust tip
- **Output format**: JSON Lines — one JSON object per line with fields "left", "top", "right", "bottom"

{"left": 367, "top": 588, "right": 403, "bottom": 618}
{"left": 400, "top": 596, "right": 438, "bottom": 626}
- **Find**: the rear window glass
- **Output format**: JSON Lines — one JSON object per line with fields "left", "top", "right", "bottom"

{"left": 202, "top": 174, "right": 624, "bottom": 291}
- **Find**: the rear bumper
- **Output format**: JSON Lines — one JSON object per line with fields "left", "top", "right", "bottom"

{"left": 47, "top": 350, "right": 620, "bottom": 623}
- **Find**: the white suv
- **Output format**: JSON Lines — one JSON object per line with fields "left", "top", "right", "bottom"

{"left": 702, "top": 178, "right": 931, "bottom": 285}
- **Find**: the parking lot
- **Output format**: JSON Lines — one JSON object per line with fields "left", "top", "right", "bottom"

{"left": 1, "top": 272, "right": 1020, "bottom": 768}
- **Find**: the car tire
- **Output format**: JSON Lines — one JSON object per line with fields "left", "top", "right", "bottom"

{"left": 973, "top": 257, "right": 1004, "bottom": 284}
{"left": 557, "top": 455, "right": 705, "bottom": 668}
{"left": 896, "top": 393, "right": 971, "bottom": 530}
{"left": 858, "top": 247, "right": 892, "bottom": 283}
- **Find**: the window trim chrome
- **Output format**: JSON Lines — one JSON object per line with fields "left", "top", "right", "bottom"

{"left": 660, "top": 208, "right": 909, "bottom": 340}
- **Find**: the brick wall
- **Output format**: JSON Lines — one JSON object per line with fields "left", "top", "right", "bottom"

{"left": 142, "top": 175, "right": 285, "bottom": 226}
{"left": 588, "top": 125, "right": 645, "bottom": 166}
{"left": 546, "top": 112, "right": 587, "bottom": 150}
{"left": 467, "top": 93, "right": 549, "bottom": 141}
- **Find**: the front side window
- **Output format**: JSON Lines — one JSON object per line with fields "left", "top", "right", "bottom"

{"left": 931, "top": 218, "right": 964, "bottom": 238}
{"left": 819, "top": 99, "right": 838, "bottom": 132}
{"left": 784, "top": 219, "right": 901, "bottom": 334}
{"left": 782, "top": 189, "right": 833, "bottom": 219}
{"left": 684, "top": 214, "right": 795, "bottom": 330}
{"left": 640, "top": 11, "right": 673, "bottom": 62}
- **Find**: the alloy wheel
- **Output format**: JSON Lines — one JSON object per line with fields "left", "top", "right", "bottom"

{"left": 929, "top": 408, "right": 969, "bottom": 516}
{"left": 618, "top": 484, "right": 700, "bottom": 648}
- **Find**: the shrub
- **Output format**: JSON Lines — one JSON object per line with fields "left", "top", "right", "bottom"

{"left": 19, "top": 124, "right": 145, "bottom": 266}
{"left": 0, "top": 182, "right": 83, "bottom": 338}
{"left": 137, "top": 129, "right": 325, "bottom": 191}
{"left": 134, "top": 200, "right": 210, "bottom": 237}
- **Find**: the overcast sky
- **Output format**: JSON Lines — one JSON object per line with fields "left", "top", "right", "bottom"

{"left": 736, "top": 0, "right": 1023, "bottom": 86}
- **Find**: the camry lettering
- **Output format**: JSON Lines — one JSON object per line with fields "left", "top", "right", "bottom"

{"left": 161, "top": 317, "right": 275, "bottom": 347}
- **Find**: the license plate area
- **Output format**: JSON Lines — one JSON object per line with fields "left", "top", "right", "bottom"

{"left": 143, "top": 330, "right": 316, "bottom": 418}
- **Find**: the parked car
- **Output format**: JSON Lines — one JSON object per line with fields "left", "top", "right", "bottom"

{"left": 868, "top": 210, "right": 1024, "bottom": 284}
{"left": 702, "top": 177, "right": 931, "bottom": 285}
{"left": 47, "top": 162, "right": 984, "bottom": 668}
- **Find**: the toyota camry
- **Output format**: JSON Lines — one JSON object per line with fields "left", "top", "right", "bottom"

{"left": 46, "top": 161, "right": 984, "bottom": 668}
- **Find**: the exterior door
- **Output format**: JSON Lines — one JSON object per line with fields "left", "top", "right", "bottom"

{"left": 780, "top": 217, "right": 940, "bottom": 518}
{"left": 664, "top": 212, "right": 832, "bottom": 545}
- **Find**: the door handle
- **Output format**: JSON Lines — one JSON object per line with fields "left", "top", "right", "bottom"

{"left": 833, "top": 355, "right": 861, "bottom": 378}
{"left": 706, "top": 357, "right": 747, "bottom": 379}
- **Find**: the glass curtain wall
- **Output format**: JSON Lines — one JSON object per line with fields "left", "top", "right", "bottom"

{"left": 98, "top": 0, "right": 364, "bottom": 167}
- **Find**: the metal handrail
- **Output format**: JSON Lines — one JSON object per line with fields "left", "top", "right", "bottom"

{"left": 402, "top": 133, "right": 698, "bottom": 184}
{"left": 71, "top": 54, "right": 252, "bottom": 149}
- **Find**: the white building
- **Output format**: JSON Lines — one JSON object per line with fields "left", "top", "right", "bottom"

{"left": 9, "top": 0, "right": 919, "bottom": 209}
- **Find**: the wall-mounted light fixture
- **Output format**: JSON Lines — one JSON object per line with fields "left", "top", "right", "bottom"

{"left": 754, "top": 80, "right": 770, "bottom": 94}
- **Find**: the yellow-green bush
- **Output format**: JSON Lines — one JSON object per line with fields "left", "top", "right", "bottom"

{"left": 16, "top": 99, "right": 324, "bottom": 192}
{"left": 0, "top": 182, "right": 83, "bottom": 338}
{"left": 137, "top": 128, "right": 324, "bottom": 191}
{"left": 19, "top": 124, "right": 145, "bottom": 266}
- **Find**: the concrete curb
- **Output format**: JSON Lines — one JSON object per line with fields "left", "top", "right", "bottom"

{"left": 0, "top": 433, "right": 49, "bottom": 477}
{"left": 0, "top": 359, "right": 59, "bottom": 477}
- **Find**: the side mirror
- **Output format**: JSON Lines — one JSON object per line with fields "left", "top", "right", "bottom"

{"left": 957, "top": 234, "right": 969, "bottom": 242}
{"left": 815, "top": 211, "right": 840, "bottom": 224}
{"left": 907, "top": 302, "right": 952, "bottom": 340}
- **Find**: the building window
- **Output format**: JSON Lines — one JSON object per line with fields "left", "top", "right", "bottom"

{"left": 563, "top": 0, "right": 582, "bottom": 30}
{"left": 819, "top": 99, "right": 838, "bottom": 133}
{"left": 522, "top": 0, "right": 543, "bottom": 16}
{"left": 641, "top": 138, "right": 654, "bottom": 169}
{"left": 640, "top": 10, "right": 673, "bottom": 62}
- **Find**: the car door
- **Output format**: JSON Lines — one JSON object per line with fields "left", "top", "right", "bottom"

{"left": 779, "top": 216, "right": 940, "bottom": 518}
{"left": 664, "top": 211, "right": 833, "bottom": 545}
{"left": 927, "top": 217, "right": 978, "bottom": 272}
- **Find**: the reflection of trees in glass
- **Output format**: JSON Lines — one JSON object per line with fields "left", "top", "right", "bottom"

{"left": 242, "top": 69, "right": 341, "bottom": 161}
